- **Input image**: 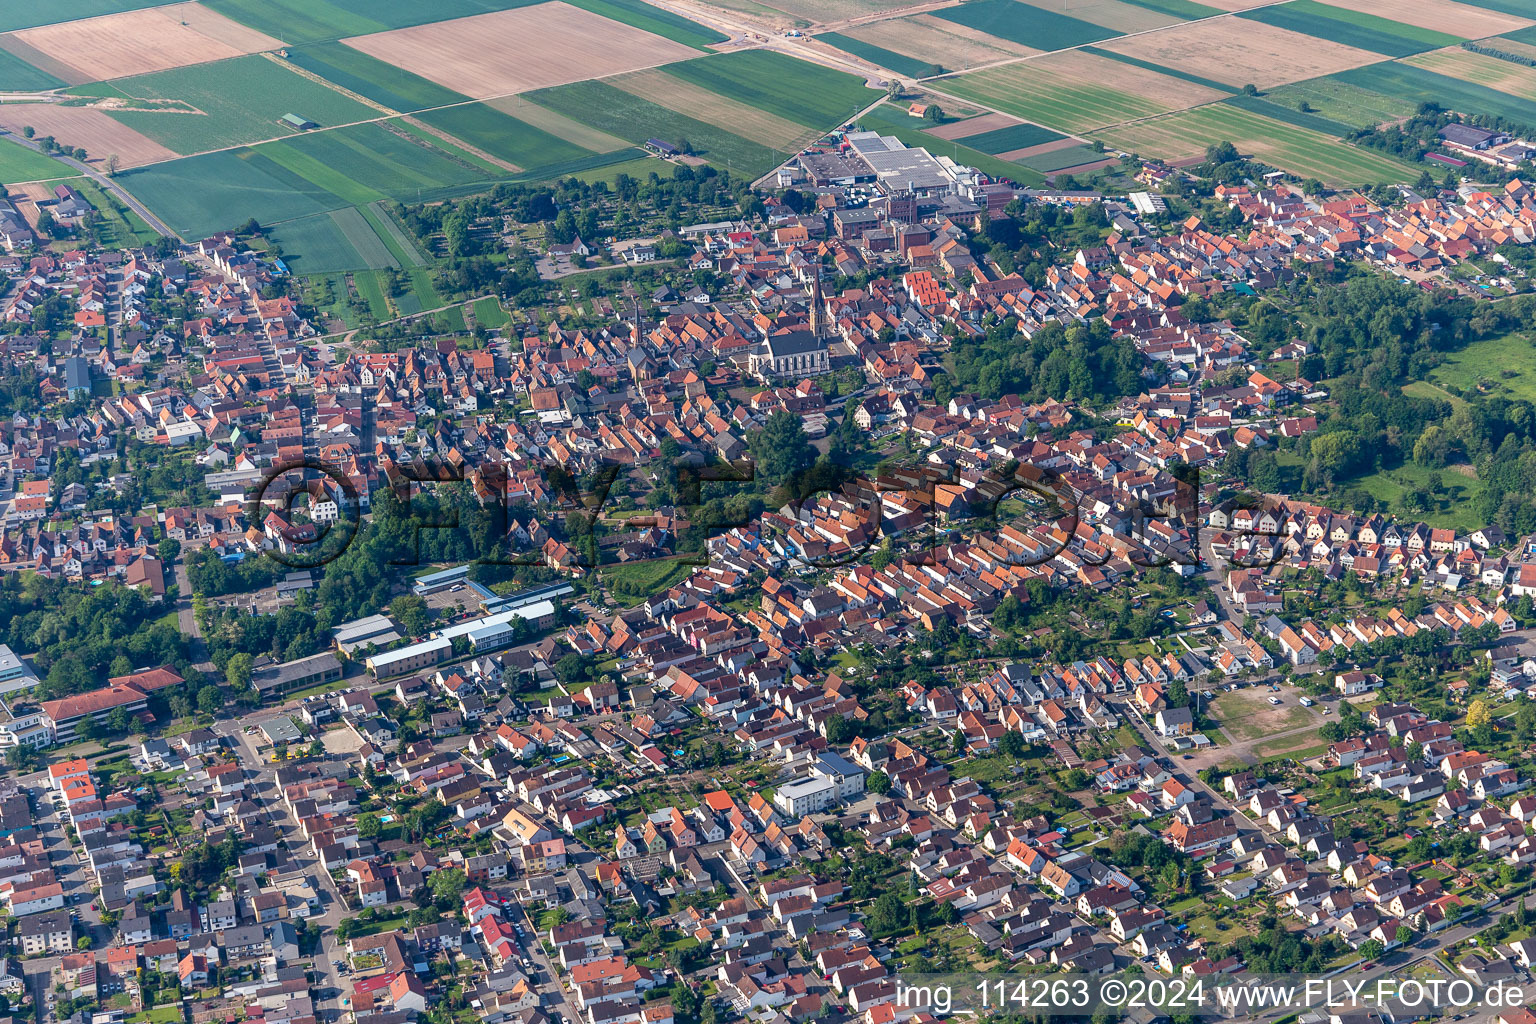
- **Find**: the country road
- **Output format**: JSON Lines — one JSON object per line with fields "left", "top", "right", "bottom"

{"left": 0, "top": 127, "right": 178, "bottom": 239}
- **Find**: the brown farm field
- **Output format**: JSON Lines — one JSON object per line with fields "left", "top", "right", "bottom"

{"left": 341, "top": 2, "right": 697, "bottom": 101}
{"left": 1322, "top": 0, "right": 1533, "bottom": 38}
{"left": 1099, "top": 16, "right": 1381, "bottom": 88}
{"left": 0, "top": 103, "right": 177, "bottom": 168}
{"left": 608, "top": 67, "right": 817, "bottom": 148}
{"left": 1027, "top": 0, "right": 1183, "bottom": 33}
{"left": 847, "top": 14, "right": 1039, "bottom": 71}
{"left": 924, "top": 111, "right": 1023, "bottom": 140}
{"left": 1403, "top": 46, "right": 1536, "bottom": 96}
{"left": 998, "top": 136, "right": 1084, "bottom": 161}
{"left": 7, "top": 2, "right": 280, "bottom": 84}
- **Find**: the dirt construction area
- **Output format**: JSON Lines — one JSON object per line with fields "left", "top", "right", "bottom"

{"left": 1101, "top": 17, "right": 1380, "bottom": 89}
{"left": 341, "top": 1, "right": 698, "bottom": 100}
{"left": 7, "top": 2, "right": 281, "bottom": 84}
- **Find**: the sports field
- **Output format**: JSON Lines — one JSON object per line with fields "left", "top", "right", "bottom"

{"left": 103, "top": 54, "right": 382, "bottom": 155}
{"left": 1330, "top": 60, "right": 1536, "bottom": 129}
{"left": 933, "top": 0, "right": 1123, "bottom": 50}
{"left": 415, "top": 102, "right": 596, "bottom": 170}
{"left": 1236, "top": 0, "right": 1464, "bottom": 58}
{"left": 525, "top": 79, "right": 781, "bottom": 175}
{"left": 283, "top": 42, "right": 469, "bottom": 113}
{"left": 939, "top": 50, "right": 1224, "bottom": 133}
{"left": 1090, "top": 102, "right": 1421, "bottom": 183}
{"left": 662, "top": 50, "right": 875, "bottom": 131}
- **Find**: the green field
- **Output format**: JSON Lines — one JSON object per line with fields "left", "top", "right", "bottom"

{"left": 568, "top": 0, "right": 726, "bottom": 47}
{"left": 1091, "top": 102, "right": 1421, "bottom": 184}
{"left": 0, "top": 0, "right": 166, "bottom": 32}
{"left": 525, "top": 80, "right": 780, "bottom": 176}
{"left": 282, "top": 44, "right": 468, "bottom": 113}
{"left": 0, "top": 47, "right": 65, "bottom": 91}
{"left": 1331, "top": 61, "right": 1536, "bottom": 129}
{"left": 472, "top": 296, "right": 510, "bottom": 329}
{"left": 817, "top": 32, "right": 941, "bottom": 77}
{"left": 1457, "top": 0, "right": 1536, "bottom": 18}
{"left": 662, "top": 51, "right": 875, "bottom": 130}
{"left": 1222, "top": 94, "right": 1355, "bottom": 136}
{"left": 207, "top": 0, "right": 720, "bottom": 47}
{"left": 566, "top": 154, "right": 669, "bottom": 185}
{"left": 944, "top": 121, "right": 1065, "bottom": 155}
{"left": 1079, "top": 45, "right": 1235, "bottom": 92}
{"left": 104, "top": 55, "right": 382, "bottom": 155}
{"left": 119, "top": 121, "right": 506, "bottom": 237}
{"left": 1117, "top": 0, "right": 1221, "bottom": 18}
{"left": 351, "top": 269, "right": 393, "bottom": 320}
{"left": 272, "top": 207, "right": 400, "bottom": 274}
{"left": 861, "top": 104, "right": 1047, "bottom": 184}
{"left": 1237, "top": 0, "right": 1463, "bottom": 57}
{"left": 933, "top": 0, "right": 1122, "bottom": 50}
{"left": 362, "top": 201, "right": 426, "bottom": 265}
{"left": 1346, "top": 461, "right": 1484, "bottom": 531}
{"left": 1261, "top": 75, "right": 1419, "bottom": 129}
{"left": 1017, "top": 143, "right": 1103, "bottom": 171}
{"left": 1429, "top": 332, "right": 1536, "bottom": 403}
{"left": 0, "top": 139, "right": 72, "bottom": 183}
{"left": 203, "top": 0, "right": 539, "bottom": 45}
{"left": 416, "top": 103, "right": 594, "bottom": 171}
{"left": 940, "top": 63, "right": 1166, "bottom": 133}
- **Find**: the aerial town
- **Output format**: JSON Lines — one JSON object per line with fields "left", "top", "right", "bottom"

{"left": 9, "top": 2, "right": 1536, "bottom": 1024}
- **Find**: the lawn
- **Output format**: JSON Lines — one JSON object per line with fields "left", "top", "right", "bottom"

{"left": 1345, "top": 461, "right": 1484, "bottom": 531}
{"left": 939, "top": 62, "right": 1168, "bottom": 133}
{"left": 943, "top": 120, "right": 1065, "bottom": 155}
{"left": 662, "top": 50, "right": 877, "bottom": 130}
{"left": 1429, "top": 331, "right": 1536, "bottom": 403}
{"left": 600, "top": 558, "right": 693, "bottom": 603}
{"left": 1090, "top": 102, "right": 1422, "bottom": 184}
{"left": 1208, "top": 689, "right": 1314, "bottom": 742}
{"left": 416, "top": 102, "right": 595, "bottom": 171}
{"left": 283, "top": 43, "right": 469, "bottom": 112}
{"left": 72, "top": 178, "right": 161, "bottom": 247}
{"left": 566, "top": 154, "right": 668, "bottom": 184}
{"left": 1330, "top": 61, "right": 1536, "bottom": 131}
{"left": 0, "top": 139, "right": 72, "bottom": 183}
{"left": 1237, "top": 0, "right": 1463, "bottom": 57}
{"left": 934, "top": 0, "right": 1123, "bottom": 50}
{"left": 352, "top": 269, "right": 394, "bottom": 320}
{"left": 472, "top": 296, "right": 510, "bottom": 328}
{"left": 1261, "top": 74, "right": 1420, "bottom": 130}
{"left": 524, "top": 80, "right": 781, "bottom": 176}
{"left": 1253, "top": 731, "right": 1328, "bottom": 761}
{"left": 103, "top": 54, "right": 383, "bottom": 155}
{"left": 817, "top": 32, "right": 941, "bottom": 78}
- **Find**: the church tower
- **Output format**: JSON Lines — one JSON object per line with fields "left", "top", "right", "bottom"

{"left": 809, "top": 266, "right": 825, "bottom": 337}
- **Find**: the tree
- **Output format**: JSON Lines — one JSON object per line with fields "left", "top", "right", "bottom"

{"left": 197, "top": 684, "right": 224, "bottom": 715}
{"left": 1467, "top": 698, "right": 1493, "bottom": 731}
{"left": 429, "top": 867, "right": 467, "bottom": 905}
{"left": 1357, "top": 940, "right": 1384, "bottom": 961}
{"left": 866, "top": 770, "right": 891, "bottom": 795}
{"left": 389, "top": 594, "right": 433, "bottom": 637}
{"left": 105, "top": 154, "right": 119, "bottom": 177}
{"left": 76, "top": 936, "right": 91, "bottom": 951}
{"left": 923, "top": 104, "right": 944, "bottom": 122}
{"left": 867, "top": 891, "right": 906, "bottom": 935}
{"left": 1241, "top": 83, "right": 1259, "bottom": 96}
{"left": 226, "top": 652, "right": 254, "bottom": 692}
{"left": 356, "top": 813, "right": 382, "bottom": 839}
{"left": 747, "top": 410, "right": 815, "bottom": 489}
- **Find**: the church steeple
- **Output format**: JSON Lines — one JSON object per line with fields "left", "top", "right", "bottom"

{"left": 809, "top": 266, "right": 824, "bottom": 337}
